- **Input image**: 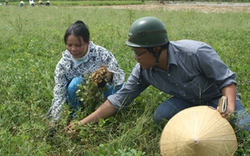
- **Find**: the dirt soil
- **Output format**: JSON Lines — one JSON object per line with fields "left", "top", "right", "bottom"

{"left": 97, "top": 2, "right": 250, "bottom": 13}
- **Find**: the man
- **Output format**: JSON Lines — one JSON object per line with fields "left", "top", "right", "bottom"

{"left": 68, "top": 16, "right": 250, "bottom": 132}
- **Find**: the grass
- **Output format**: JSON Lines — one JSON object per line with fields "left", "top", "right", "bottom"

{"left": 0, "top": 2, "right": 250, "bottom": 156}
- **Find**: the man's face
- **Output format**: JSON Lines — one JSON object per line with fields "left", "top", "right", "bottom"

{"left": 131, "top": 47, "right": 156, "bottom": 69}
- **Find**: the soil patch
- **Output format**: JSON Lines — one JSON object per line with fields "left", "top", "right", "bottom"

{"left": 97, "top": 2, "right": 250, "bottom": 13}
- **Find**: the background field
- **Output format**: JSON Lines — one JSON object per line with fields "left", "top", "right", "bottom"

{"left": 0, "top": 2, "right": 250, "bottom": 156}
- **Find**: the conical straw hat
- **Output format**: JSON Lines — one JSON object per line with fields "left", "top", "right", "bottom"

{"left": 160, "top": 106, "right": 237, "bottom": 156}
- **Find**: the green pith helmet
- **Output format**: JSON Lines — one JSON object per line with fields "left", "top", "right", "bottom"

{"left": 125, "top": 17, "right": 169, "bottom": 48}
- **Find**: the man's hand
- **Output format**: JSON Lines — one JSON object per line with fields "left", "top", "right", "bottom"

{"left": 217, "top": 96, "right": 234, "bottom": 118}
{"left": 219, "top": 84, "right": 236, "bottom": 118}
{"left": 218, "top": 107, "right": 234, "bottom": 117}
{"left": 64, "top": 120, "right": 79, "bottom": 133}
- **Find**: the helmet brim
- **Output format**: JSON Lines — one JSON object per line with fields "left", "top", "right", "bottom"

{"left": 125, "top": 41, "right": 168, "bottom": 48}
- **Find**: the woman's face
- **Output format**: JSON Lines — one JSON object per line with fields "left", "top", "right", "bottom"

{"left": 66, "top": 35, "right": 89, "bottom": 59}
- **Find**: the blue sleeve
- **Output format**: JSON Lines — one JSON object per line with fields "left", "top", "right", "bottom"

{"left": 197, "top": 43, "right": 236, "bottom": 90}
{"left": 108, "top": 63, "right": 150, "bottom": 109}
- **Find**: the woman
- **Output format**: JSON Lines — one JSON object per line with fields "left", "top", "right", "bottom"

{"left": 46, "top": 20, "right": 125, "bottom": 129}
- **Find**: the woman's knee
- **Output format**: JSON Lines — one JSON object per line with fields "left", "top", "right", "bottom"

{"left": 67, "top": 77, "right": 83, "bottom": 94}
{"left": 104, "top": 84, "right": 123, "bottom": 99}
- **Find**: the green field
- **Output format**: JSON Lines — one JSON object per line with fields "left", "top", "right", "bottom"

{"left": 0, "top": 2, "right": 250, "bottom": 156}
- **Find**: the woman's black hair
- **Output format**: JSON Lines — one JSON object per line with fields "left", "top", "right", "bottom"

{"left": 64, "top": 20, "right": 90, "bottom": 44}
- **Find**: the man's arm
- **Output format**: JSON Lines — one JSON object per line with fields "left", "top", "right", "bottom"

{"left": 67, "top": 100, "right": 117, "bottom": 129}
{"left": 221, "top": 84, "right": 236, "bottom": 117}
{"left": 80, "top": 100, "right": 117, "bottom": 124}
